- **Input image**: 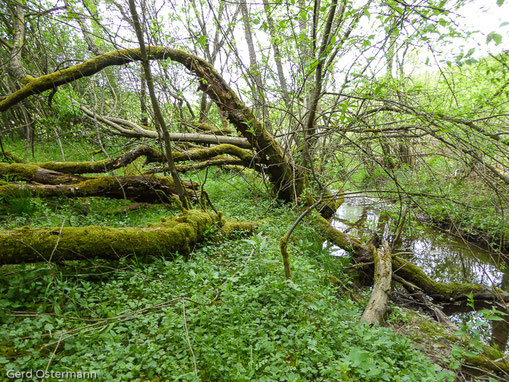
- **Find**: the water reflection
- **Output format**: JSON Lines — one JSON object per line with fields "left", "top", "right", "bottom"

{"left": 329, "top": 196, "right": 509, "bottom": 351}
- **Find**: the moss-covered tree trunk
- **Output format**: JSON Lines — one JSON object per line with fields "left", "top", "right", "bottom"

{"left": 0, "top": 175, "right": 199, "bottom": 203}
{"left": 0, "top": 210, "right": 221, "bottom": 264}
{"left": 317, "top": 215, "right": 509, "bottom": 306}
{"left": 0, "top": 47, "right": 303, "bottom": 201}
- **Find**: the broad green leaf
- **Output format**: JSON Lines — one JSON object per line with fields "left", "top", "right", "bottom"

{"left": 487, "top": 32, "right": 503, "bottom": 45}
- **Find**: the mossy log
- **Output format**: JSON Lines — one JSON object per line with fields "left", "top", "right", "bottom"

{"left": 391, "top": 256, "right": 509, "bottom": 304}
{"left": 317, "top": 216, "right": 509, "bottom": 306}
{"left": 0, "top": 162, "right": 84, "bottom": 184}
{"left": 155, "top": 159, "right": 250, "bottom": 174}
{"left": 0, "top": 175, "right": 200, "bottom": 203}
{"left": 463, "top": 351, "right": 509, "bottom": 375}
{"left": 0, "top": 210, "right": 222, "bottom": 264}
{"left": 36, "top": 145, "right": 164, "bottom": 174}
{"left": 316, "top": 215, "right": 370, "bottom": 256}
{"left": 0, "top": 47, "right": 302, "bottom": 202}
{"left": 186, "top": 121, "right": 235, "bottom": 136}
{"left": 360, "top": 242, "right": 392, "bottom": 325}
{"left": 34, "top": 144, "right": 256, "bottom": 175}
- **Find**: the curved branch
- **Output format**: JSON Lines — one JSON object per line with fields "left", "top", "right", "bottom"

{"left": 0, "top": 175, "right": 199, "bottom": 203}
{"left": 34, "top": 144, "right": 255, "bottom": 174}
{"left": 0, "top": 46, "right": 301, "bottom": 201}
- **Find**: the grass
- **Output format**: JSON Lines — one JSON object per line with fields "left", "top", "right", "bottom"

{"left": 0, "top": 140, "right": 448, "bottom": 380}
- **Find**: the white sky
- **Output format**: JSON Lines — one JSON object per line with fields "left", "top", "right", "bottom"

{"left": 455, "top": 0, "right": 508, "bottom": 57}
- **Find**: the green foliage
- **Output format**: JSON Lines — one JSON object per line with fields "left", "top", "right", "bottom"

{"left": 0, "top": 168, "right": 444, "bottom": 381}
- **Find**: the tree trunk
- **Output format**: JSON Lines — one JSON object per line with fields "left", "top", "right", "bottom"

{"left": 0, "top": 210, "right": 221, "bottom": 264}
{"left": 0, "top": 47, "right": 303, "bottom": 201}
{"left": 32, "top": 144, "right": 255, "bottom": 174}
{"left": 0, "top": 175, "right": 200, "bottom": 203}
{"left": 128, "top": 0, "right": 190, "bottom": 209}
{"left": 360, "top": 241, "right": 392, "bottom": 325}
{"left": 317, "top": 215, "right": 509, "bottom": 306}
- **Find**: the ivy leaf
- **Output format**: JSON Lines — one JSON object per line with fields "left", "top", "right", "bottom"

{"left": 496, "top": 0, "right": 504, "bottom": 6}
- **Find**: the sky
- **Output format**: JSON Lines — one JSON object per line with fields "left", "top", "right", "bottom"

{"left": 455, "top": 0, "right": 508, "bottom": 57}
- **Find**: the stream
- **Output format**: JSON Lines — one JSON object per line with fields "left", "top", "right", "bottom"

{"left": 326, "top": 195, "right": 509, "bottom": 351}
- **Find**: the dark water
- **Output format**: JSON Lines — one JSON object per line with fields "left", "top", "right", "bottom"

{"left": 327, "top": 196, "right": 509, "bottom": 351}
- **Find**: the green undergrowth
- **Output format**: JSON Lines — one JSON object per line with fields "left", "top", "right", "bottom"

{"left": 0, "top": 167, "right": 449, "bottom": 380}
{"left": 0, "top": 194, "right": 173, "bottom": 230}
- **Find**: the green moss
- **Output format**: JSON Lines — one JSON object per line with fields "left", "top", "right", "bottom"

{"left": 77, "top": 177, "right": 117, "bottom": 194}
{"left": 0, "top": 163, "right": 39, "bottom": 181}
{"left": 0, "top": 151, "right": 23, "bottom": 163}
{"left": 172, "top": 144, "right": 254, "bottom": 163}
{"left": 392, "top": 256, "right": 495, "bottom": 300}
{"left": 0, "top": 209, "right": 222, "bottom": 264}
{"left": 222, "top": 220, "right": 258, "bottom": 235}
{"left": 37, "top": 159, "right": 111, "bottom": 174}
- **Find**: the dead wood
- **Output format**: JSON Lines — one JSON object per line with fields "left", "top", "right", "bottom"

{"left": 316, "top": 215, "right": 509, "bottom": 306}
{"left": 360, "top": 241, "right": 392, "bottom": 325}
{"left": 78, "top": 104, "right": 250, "bottom": 148}
{"left": 0, "top": 162, "right": 84, "bottom": 184}
{"left": 0, "top": 210, "right": 221, "bottom": 264}
{"left": 0, "top": 175, "right": 200, "bottom": 203}
{"left": 0, "top": 47, "right": 302, "bottom": 201}
{"left": 31, "top": 144, "right": 256, "bottom": 175}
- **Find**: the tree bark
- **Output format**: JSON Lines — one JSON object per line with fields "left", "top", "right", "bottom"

{"left": 7, "top": 0, "right": 29, "bottom": 82}
{"left": 317, "top": 215, "right": 509, "bottom": 307}
{"left": 78, "top": 104, "right": 250, "bottom": 147}
{"left": 128, "top": 0, "right": 190, "bottom": 209}
{"left": 32, "top": 144, "right": 255, "bottom": 174}
{"left": 360, "top": 241, "right": 392, "bottom": 325}
{"left": 0, "top": 175, "right": 200, "bottom": 203}
{"left": 0, "top": 162, "right": 84, "bottom": 184}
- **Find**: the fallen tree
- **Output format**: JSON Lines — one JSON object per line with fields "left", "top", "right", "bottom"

{"left": 316, "top": 215, "right": 509, "bottom": 307}
{"left": 0, "top": 47, "right": 303, "bottom": 201}
{"left": 30, "top": 144, "right": 256, "bottom": 175}
{"left": 0, "top": 209, "right": 221, "bottom": 264}
{"left": 317, "top": 215, "right": 509, "bottom": 376}
{"left": 0, "top": 175, "right": 200, "bottom": 203}
{"left": 0, "top": 162, "right": 84, "bottom": 184}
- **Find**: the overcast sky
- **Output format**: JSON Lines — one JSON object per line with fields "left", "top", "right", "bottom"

{"left": 457, "top": 0, "right": 508, "bottom": 56}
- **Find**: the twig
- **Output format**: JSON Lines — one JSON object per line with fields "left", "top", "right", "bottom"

{"left": 182, "top": 301, "right": 198, "bottom": 378}
{"left": 43, "top": 334, "right": 63, "bottom": 380}
{"left": 48, "top": 218, "right": 66, "bottom": 263}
